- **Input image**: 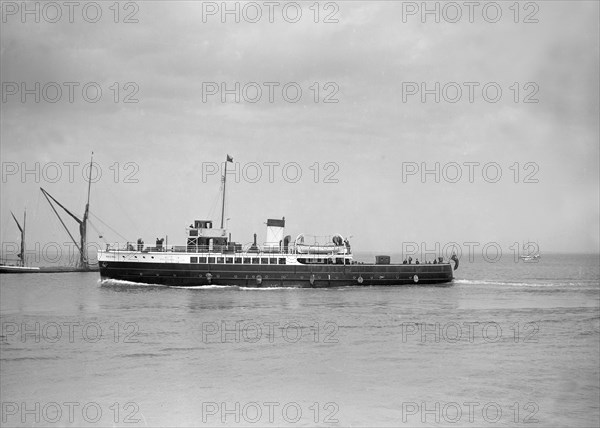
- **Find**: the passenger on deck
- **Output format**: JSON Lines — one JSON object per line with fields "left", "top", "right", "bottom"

{"left": 433, "top": 259, "right": 438, "bottom": 264}
{"left": 403, "top": 259, "right": 407, "bottom": 264}
{"left": 408, "top": 257, "right": 413, "bottom": 264}
{"left": 344, "top": 239, "right": 351, "bottom": 253}
{"left": 415, "top": 259, "right": 420, "bottom": 265}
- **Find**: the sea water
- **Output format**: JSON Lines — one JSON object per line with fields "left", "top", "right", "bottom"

{"left": 1, "top": 253, "right": 598, "bottom": 427}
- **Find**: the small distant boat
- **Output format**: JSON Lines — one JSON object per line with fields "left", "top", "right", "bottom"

{"left": 0, "top": 210, "right": 40, "bottom": 273}
{"left": 0, "top": 265, "right": 41, "bottom": 273}
{"left": 520, "top": 253, "right": 541, "bottom": 261}
{"left": 520, "top": 241, "right": 541, "bottom": 262}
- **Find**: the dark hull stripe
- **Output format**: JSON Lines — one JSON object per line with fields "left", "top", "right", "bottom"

{"left": 99, "top": 262, "right": 454, "bottom": 287}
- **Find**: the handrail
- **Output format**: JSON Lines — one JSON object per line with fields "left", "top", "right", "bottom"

{"left": 102, "top": 242, "right": 353, "bottom": 257}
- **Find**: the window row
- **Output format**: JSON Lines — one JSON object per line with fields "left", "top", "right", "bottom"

{"left": 189, "top": 257, "right": 286, "bottom": 265}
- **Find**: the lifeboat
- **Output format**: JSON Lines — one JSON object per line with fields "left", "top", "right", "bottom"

{"left": 294, "top": 233, "right": 348, "bottom": 255}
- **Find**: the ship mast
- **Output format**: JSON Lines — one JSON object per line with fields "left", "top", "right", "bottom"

{"left": 220, "top": 155, "right": 233, "bottom": 229}
{"left": 39, "top": 152, "right": 93, "bottom": 270}
{"left": 80, "top": 152, "right": 93, "bottom": 268}
{"left": 10, "top": 210, "right": 25, "bottom": 267}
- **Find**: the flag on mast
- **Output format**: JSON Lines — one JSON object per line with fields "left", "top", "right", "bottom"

{"left": 227, "top": 155, "right": 233, "bottom": 162}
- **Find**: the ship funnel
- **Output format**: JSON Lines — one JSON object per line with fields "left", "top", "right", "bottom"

{"left": 265, "top": 217, "right": 285, "bottom": 252}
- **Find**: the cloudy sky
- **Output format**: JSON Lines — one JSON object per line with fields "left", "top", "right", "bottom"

{"left": 1, "top": 0, "right": 598, "bottom": 258}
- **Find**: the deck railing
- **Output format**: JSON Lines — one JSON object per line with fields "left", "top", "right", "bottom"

{"left": 103, "top": 242, "right": 351, "bottom": 256}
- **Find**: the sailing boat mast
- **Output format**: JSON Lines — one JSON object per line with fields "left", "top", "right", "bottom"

{"left": 39, "top": 152, "right": 93, "bottom": 270}
{"left": 10, "top": 210, "right": 25, "bottom": 267}
{"left": 80, "top": 152, "right": 93, "bottom": 268}
{"left": 22, "top": 210, "right": 25, "bottom": 267}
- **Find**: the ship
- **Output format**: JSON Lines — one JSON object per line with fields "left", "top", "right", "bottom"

{"left": 98, "top": 156, "right": 458, "bottom": 288}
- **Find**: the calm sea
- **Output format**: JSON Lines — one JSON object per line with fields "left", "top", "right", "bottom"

{"left": 1, "top": 253, "right": 598, "bottom": 427}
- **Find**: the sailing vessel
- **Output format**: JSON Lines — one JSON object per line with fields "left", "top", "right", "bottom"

{"left": 0, "top": 210, "right": 40, "bottom": 273}
{"left": 1, "top": 153, "right": 99, "bottom": 273}
{"left": 39, "top": 152, "right": 97, "bottom": 272}
{"left": 520, "top": 241, "right": 541, "bottom": 262}
{"left": 98, "top": 155, "right": 457, "bottom": 287}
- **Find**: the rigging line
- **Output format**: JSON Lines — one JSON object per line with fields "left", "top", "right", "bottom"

{"left": 34, "top": 188, "right": 41, "bottom": 225}
{"left": 207, "top": 183, "right": 222, "bottom": 220}
{"left": 100, "top": 181, "right": 138, "bottom": 236}
{"left": 88, "top": 211, "right": 131, "bottom": 242}
{"left": 88, "top": 217, "right": 119, "bottom": 253}
{"left": 207, "top": 181, "right": 223, "bottom": 222}
{"left": 10, "top": 211, "right": 23, "bottom": 233}
{"left": 40, "top": 189, "right": 82, "bottom": 253}
{"left": 86, "top": 220, "right": 113, "bottom": 266}
{"left": 88, "top": 211, "right": 130, "bottom": 242}
{"left": 86, "top": 219, "right": 105, "bottom": 242}
{"left": 40, "top": 188, "right": 82, "bottom": 224}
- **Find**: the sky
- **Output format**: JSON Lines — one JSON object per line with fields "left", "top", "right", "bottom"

{"left": 1, "top": 0, "right": 599, "bottom": 260}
